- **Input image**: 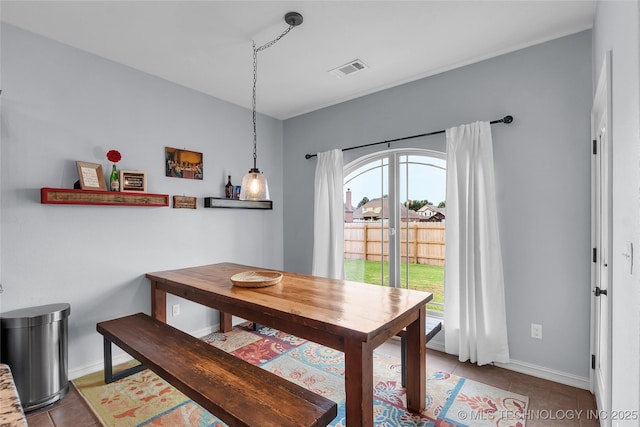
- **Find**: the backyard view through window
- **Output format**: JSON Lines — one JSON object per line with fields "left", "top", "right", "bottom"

{"left": 343, "top": 151, "right": 445, "bottom": 312}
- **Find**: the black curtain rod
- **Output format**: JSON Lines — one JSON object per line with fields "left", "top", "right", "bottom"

{"left": 304, "top": 115, "right": 513, "bottom": 159}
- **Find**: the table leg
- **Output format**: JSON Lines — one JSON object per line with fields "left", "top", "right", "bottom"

{"left": 219, "top": 311, "right": 233, "bottom": 332}
{"left": 151, "top": 281, "right": 167, "bottom": 322}
{"left": 344, "top": 339, "right": 374, "bottom": 427}
{"left": 405, "top": 306, "right": 426, "bottom": 413}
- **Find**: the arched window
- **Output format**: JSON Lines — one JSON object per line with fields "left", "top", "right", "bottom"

{"left": 343, "top": 149, "right": 445, "bottom": 312}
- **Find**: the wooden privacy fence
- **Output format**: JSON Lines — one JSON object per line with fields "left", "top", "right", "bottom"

{"left": 344, "top": 222, "right": 445, "bottom": 267}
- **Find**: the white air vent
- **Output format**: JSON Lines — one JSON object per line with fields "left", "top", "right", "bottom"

{"left": 329, "top": 59, "right": 368, "bottom": 78}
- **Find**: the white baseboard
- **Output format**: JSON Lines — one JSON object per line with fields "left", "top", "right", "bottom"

{"left": 494, "top": 359, "right": 590, "bottom": 390}
{"left": 427, "top": 339, "right": 445, "bottom": 352}
{"left": 69, "top": 323, "right": 221, "bottom": 381}
{"left": 426, "top": 336, "right": 589, "bottom": 390}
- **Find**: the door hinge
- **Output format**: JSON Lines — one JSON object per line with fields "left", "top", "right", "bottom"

{"left": 591, "top": 354, "right": 596, "bottom": 370}
{"left": 592, "top": 248, "right": 597, "bottom": 263}
{"left": 593, "top": 139, "right": 597, "bottom": 155}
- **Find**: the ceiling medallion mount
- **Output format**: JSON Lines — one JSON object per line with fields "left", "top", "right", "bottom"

{"left": 284, "top": 12, "right": 303, "bottom": 27}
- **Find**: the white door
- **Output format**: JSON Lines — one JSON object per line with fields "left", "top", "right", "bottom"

{"left": 591, "top": 51, "right": 612, "bottom": 424}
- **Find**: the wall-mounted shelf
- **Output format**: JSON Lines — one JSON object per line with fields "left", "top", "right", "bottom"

{"left": 41, "top": 188, "right": 169, "bottom": 207}
{"left": 204, "top": 197, "right": 272, "bottom": 210}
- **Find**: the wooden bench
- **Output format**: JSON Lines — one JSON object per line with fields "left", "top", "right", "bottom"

{"left": 97, "top": 313, "right": 337, "bottom": 427}
{"left": 397, "top": 317, "right": 442, "bottom": 387}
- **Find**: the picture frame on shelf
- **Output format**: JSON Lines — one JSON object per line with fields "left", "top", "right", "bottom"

{"left": 76, "top": 161, "right": 107, "bottom": 190}
{"left": 120, "top": 170, "right": 147, "bottom": 192}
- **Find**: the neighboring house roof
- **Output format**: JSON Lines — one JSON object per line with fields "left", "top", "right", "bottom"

{"left": 423, "top": 212, "right": 446, "bottom": 222}
{"left": 416, "top": 205, "right": 446, "bottom": 223}
{"left": 417, "top": 204, "right": 446, "bottom": 216}
{"left": 352, "top": 198, "right": 422, "bottom": 221}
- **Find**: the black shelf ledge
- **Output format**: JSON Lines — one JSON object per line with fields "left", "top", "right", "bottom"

{"left": 203, "top": 197, "right": 272, "bottom": 210}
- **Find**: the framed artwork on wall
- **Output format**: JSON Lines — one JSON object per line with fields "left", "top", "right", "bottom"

{"left": 165, "top": 147, "right": 203, "bottom": 180}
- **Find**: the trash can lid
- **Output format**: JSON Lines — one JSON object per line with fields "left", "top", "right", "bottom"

{"left": 0, "top": 303, "right": 70, "bottom": 328}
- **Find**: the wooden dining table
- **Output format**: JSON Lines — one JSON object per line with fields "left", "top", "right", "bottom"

{"left": 146, "top": 262, "right": 432, "bottom": 427}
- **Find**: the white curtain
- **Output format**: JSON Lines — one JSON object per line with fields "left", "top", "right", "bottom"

{"left": 312, "top": 149, "right": 345, "bottom": 279}
{"left": 444, "top": 121, "right": 510, "bottom": 366}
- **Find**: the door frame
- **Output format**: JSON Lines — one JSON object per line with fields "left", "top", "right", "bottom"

{"left": 590, "top": 50, "right": 612, "bottom": 423}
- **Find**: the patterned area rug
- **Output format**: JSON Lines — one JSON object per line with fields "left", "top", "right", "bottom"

{"left": 74, "top": 323, "right": 527, "bottom": 427}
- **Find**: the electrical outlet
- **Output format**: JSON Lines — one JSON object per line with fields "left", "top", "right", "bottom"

{"left": 531, "top": 323, "right": 542, "bottom": 339}
{"left": 172, "top": 304, "right": 180, "bottom": 317}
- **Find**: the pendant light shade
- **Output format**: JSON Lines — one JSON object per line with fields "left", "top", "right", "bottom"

{"left": 239, "top": 168, "right": 270, "bottom": 201}
{"left": 239, "top": 12, "right": 302, "bottom": 202}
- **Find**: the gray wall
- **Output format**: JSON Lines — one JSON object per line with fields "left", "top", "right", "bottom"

{"left": 284, "top": 31, "right": 593, "bottom": 379}
{"left": 0, "top": 24, "right": 284, "bottom": 377}
{"left": 593, "top": 1, "right": 640, "bottom": 418}
{"left": 0, "top": 20, "right": 601, "bottom": 385}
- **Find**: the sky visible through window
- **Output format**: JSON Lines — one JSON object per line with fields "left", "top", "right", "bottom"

{"left": 344, "top": 155, "right": 446, "bottom": 208}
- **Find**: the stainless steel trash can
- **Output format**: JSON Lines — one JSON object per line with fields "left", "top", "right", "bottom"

{"left": 0, "top": 303, "right": 70, "bottom": 411}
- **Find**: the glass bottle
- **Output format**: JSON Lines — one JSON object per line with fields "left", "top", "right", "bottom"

{"left": 110, "top": 164, "right": 120, "bottom": 192}
{"left": 225, "top": 175, "right": 233, "bottom": 198}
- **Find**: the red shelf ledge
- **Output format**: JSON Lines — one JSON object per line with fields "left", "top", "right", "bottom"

{"left": 41, "top": 188, "right": 169, "bottom": 207}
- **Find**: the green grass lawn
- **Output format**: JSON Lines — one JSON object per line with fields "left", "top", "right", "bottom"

{"left": 344, "top": 259, "right": 444, "bottom": 310}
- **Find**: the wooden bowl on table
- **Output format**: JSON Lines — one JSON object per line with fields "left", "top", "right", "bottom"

{"left": 230, "top": 271, "right": 283, "bottom": 288}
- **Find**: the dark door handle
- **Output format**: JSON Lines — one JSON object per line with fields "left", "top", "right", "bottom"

{"left": 594, "top": 287, "right": 608, "bottom": 297}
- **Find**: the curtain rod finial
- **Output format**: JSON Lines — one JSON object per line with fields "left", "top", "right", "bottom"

{"left": 503, "top": 115, "right": 513, "bottom": 124}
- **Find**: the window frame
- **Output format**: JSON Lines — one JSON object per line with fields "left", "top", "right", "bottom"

{"left": 344, "top": 148, "right": 446, "bottom": 317}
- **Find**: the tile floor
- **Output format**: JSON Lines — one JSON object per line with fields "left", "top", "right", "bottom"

{"left": 25, "top": 341, "right": 598, "bottom": 427}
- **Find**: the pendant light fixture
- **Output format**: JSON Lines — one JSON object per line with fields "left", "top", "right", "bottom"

{"left": 240, "top": 12, "right": 303, "bottom": 201}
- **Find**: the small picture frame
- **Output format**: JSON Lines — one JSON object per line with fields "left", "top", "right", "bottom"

{"left": 234, "top": 185, "right": 241, "bottom": 199}
{"left": 120, "top": 170, "right": 147, "bottom": 193}
{"left": 165, "top": 147, "right": 203, "bottom": 180}
{"left": 76, "top": 161, "right": 107, "bottom": 190}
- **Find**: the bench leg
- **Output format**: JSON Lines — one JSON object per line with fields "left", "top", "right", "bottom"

{"left": 103, "top": 337, "right": 146, "bottom": 384}
{"left": 400, "top": 337, "right": 406, "bottom": 387}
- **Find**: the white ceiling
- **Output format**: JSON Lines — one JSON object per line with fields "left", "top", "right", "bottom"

{"left": 1, "top": 1, "right": 596, "bottom": 120}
